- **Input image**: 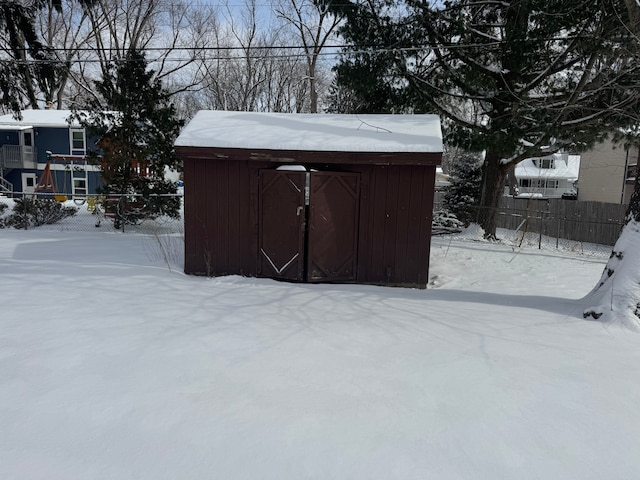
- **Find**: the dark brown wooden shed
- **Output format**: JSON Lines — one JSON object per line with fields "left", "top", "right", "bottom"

{"left": 175, "top": 111, "right": 442, "bottom": 288}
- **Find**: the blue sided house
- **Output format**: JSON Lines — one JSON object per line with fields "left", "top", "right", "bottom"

{"left": 0, "top": 109, "right": 102, "bottom": 198}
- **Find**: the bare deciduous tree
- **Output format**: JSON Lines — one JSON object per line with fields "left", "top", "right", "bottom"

{"left": 193, "top": 0, "right": 318, "bottom": 113}
{"left": 0, "top": 0, "right": 214, "bottom": 111}
{"left": 275, "top": 0, "right": 343, "bottom": 113}
{"left": 35, "top": 0, "right": 93, "bottom": 108}
{"left": 69, "top": 0, "right": 209, "bottom": 106}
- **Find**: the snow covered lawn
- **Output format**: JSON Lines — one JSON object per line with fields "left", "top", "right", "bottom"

{"left": 1, "top": 229, "right": 639, "bottom": 479}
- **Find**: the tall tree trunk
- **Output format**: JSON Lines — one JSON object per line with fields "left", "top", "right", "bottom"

{"left": 478, "top": 151, "right": 509, "bottom": 240}
{"left": 580, "top": 0, "right": 640, "bottom": 328}
{"left": 14, "top": 32, "right": 40, "bottom": 109}
{"left": 309, "top": 71, "right": 318, "bottom": 113}
{"left": 624, "top": 0, "right": 640, "bottom": 32}
{"left": 619, "top": 0, "right": 640, "bottom": 225}
{"left": 505, "top": 163, "right": 519, "bottom": 196}
{"left": 583, "top": 173, "right": 640, "bottom": 328}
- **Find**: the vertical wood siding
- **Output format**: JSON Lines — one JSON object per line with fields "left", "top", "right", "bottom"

{"left": 184, "top": 157, "right": 437, "bottom": 288}
{"left": 184, "top": 158, "right": 266, "bottom": 276}
{"left": 354, "top": 165, "right": 435, "bottom": 287}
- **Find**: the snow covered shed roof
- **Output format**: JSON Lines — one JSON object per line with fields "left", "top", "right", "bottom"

{"left": 0, "top": 109, "right": 80, "bottom": 128}
{"left": 175, "top": 111, "right": 443, "bottom": 154}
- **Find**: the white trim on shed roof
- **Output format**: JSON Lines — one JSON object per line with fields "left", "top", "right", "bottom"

{"left": 175, "top": 111, "right": 443, "bottom": 153}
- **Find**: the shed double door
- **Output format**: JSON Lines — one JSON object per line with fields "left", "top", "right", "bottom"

{"left": 258, "top": 169, "right": 360, "bottom": 282}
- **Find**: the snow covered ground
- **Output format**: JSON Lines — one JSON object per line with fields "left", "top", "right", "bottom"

{"left": 1, "top": 228, "right": 640, "bottom": 479}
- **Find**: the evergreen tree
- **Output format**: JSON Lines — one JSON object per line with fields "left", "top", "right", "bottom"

{"left": 75, "top": 50, "right": 184, "bottom": 227}
{"left": 443, "top": 151, "right": 482, "bottom": 226}
{"left": 0, "top": 0, "right": 64, "bottom": 112}
{"left": 327, "top": 0, "right": 640, "bottom": 238}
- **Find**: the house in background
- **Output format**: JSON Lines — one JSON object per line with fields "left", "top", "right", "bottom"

{"left": 0, "top": 109, "right": 102, "bottom": 198}
{"left": 435, "top": 166, "right": 451, "bottom": 190}
{"left": 513, "top": 153, "right": 580, "bottom": 199}
{"left": 577, "top": 138, "right": 638, "bottom": 205}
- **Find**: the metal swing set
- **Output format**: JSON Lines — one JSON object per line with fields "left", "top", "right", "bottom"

{"left": 32, "top": 160, "right": 68, "bottom": 202}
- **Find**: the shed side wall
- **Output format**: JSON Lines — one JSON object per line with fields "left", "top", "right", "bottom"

{"left": 184, "top": 158, "right": 264, "bottom": 276}
{"left": 356, "top": 165, "right": 434, "bottom": 287}
{"left": 578, "top": 139, "right": 628, "bottom": 204}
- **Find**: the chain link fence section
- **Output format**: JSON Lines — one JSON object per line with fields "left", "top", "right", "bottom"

{"left": 1, "top": 192, "right": 621, "bottom": 259}
{"left": 434, "top": 200, "right": 620, "bottom": 258}
{"left": 0, "top": 192, "right": 184, "bottom": 235}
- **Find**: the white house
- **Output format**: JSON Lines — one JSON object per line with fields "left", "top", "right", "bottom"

{"left": 513, "top": 153, "right": 580, "bottom": 199}
{"left": 435, "top": 166, "right": 450, "bottom": 190}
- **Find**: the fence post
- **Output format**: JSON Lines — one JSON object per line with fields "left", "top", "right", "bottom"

{"left": 23, "top": 195, "right": 29, "bottom": 230}
{"left": 120, "top": 196, "right": 126, "bottom": 233}
{"left": 538, "top": 207, "right": 543, "bottom": 249}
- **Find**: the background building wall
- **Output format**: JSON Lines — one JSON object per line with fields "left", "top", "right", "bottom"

{"left": 578, "top": 139, "right": 634, "bottom": 204}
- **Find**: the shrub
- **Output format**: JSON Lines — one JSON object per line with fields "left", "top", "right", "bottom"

{"left": 443, "top": 152, "right": 482, "bottom": 226}
{"left": 4, "top": 198, "right": 77, "bottom": 229}
{"left": 0, "top": 201, "right": 8, "bottom": 228}
{"left": 432, "top": 210, "right": 464, "bottom": 235}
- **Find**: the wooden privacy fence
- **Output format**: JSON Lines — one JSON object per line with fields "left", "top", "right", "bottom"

{"left": 496, "top": 197, "right": 626, "bottom": 246}
{"left": 434, "top": 193, "right": 627, "bottom": 246}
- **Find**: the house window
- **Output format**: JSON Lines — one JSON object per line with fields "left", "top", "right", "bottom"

{"left": 73, "top": 178, "right": 87, "bottom": 196}
{"left": 70, "top": 129, "right": 86, "bottom": 154}
{"left": 627, "top": 164, "right": 637, "bottom": 181}
{"left": 533, "top": 158, "right": 555, "bottom": 169}
{"left": 522, "top": 179, "right": 559, "bottom": 189}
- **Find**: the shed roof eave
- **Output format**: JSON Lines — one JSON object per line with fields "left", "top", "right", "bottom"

{"left": 175, "top": 146, "right": 442, "bottom": 167}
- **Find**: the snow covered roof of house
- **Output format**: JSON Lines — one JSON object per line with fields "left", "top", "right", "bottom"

{"left": 0, "top": 125, "right": 33, "bottom": 131}
{"left": 515, "top": 153, "right": 581, "bottom": 180}
{"left": 0, "top": 109, "right": 80, "bottom": 128}
{"left": 175, "top": 111, "right": 443, "bottom": 153}
{"left": 435, "top": 166, "right": 451, "bottom": 188}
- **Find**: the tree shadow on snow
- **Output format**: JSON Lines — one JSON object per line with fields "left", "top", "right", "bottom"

{"left": 426, "top": 288, "right": 584, "bottom": 318}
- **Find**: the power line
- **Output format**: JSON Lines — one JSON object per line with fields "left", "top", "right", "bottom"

{"left": 0, "top": 51, "right": 342, "bottom": 63}
{"left": 41, "top": 1, "right": 367, "bottom": 7}
{"left": 0, "top": 32, "right": 614, "bottom": 65}
{"left": 2, "top": 44, "right": 348, "bottom": 52}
